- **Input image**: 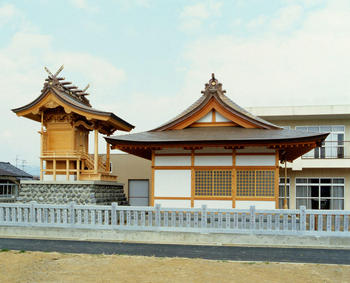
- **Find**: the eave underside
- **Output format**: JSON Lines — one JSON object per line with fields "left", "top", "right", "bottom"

{"left": 107, "top": 139, "right": 323, "bottom": 162}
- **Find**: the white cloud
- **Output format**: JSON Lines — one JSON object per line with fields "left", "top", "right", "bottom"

{"left": 0, "top": 4, "right": 17, "bottom": 26}
{"left": 181, "top": 1, "right": 350, "bottom": 109}
{"left": 69, "top": 0, "right": 99, "bottom": 12}
{"left": 270, "top": 5, "right": 303, "bottom": 31}
{"left": 180, "top": 1, "right": 222, "bottom": 32}
{"left": 247, "top": 15, "right": 268, "bottom": 29}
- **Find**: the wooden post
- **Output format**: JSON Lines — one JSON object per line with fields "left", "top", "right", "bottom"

{"left": 40, "top": 158, "right": 43, "bottom": 180}
{"left": 94, "top": 129, "right": 98, "bottom": 173}
{"left": 283, "top": 160, "right": 288, "bottom": 209}
{"left": 106, "top": 138, "right": 110, "bottom": 172}
{"left": 40, "top": 111, "right": 44, "bottom": 181}
{"left": 76, "top": 159, "right": 80, "bottom": 181}
{"left": 66, "top": 159, "right": 69, "bottom": 181}
{"left": 53, "top": 159, "right": 56, "bottom": 181}
{"left": 191, "top": 149, "right": 195, "bottom": 208}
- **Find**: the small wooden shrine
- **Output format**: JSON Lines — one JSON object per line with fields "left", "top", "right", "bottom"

{"left": 106, "top": 74, "right": 328, "bottom": 209}
{"left": 13, "top": 66, "right": 134, "bottom": 182}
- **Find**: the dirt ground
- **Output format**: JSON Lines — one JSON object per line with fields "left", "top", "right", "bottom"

{"left": 0, "top": 250, "right": 349, "bottom": 283}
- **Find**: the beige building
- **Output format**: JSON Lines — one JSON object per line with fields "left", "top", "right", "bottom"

{"left": 246, "top": 105, "right": 350, "bottom": 210}
{"left": 111, "top": 104, "right": 350, "bottom": 210}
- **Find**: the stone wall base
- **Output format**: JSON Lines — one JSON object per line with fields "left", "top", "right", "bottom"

{"left": 17, "top": 181, "right": 128, "bottom": 205}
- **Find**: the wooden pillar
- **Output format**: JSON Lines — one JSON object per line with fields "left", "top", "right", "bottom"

{"left": 76, "top": 159, "right": 80, "bottom": 181}
{"left": 283, "top": 160, "right": 288, "bottom": 209}
{"left": 232, "top": 149, "right": 236, "bottom": 208}
{"left": 40, "top": 158, "right": 43, "bottom": 181}
{"left": 191, "top": 149, "right": 195, "bottom": 208}
{"left": 106, "top": 138, "right": 110, "bottom": 172}
{"left": 94, "top": 129, "right": 98, "bottom": 173}
{"left": 66, "top": 159, "right": 69, "bottom": 181}
{"left": 53, "top": 159, "right": 56, "bottom": 181}
{"left": 150, "top": 150, "right": 155, "bottom": 206}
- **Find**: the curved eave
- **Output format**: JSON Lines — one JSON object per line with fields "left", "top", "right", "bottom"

{"left": 12, "top": 87, "right": 134, "bottom": 132}
{"left": 152, "top": 92, "right": 280, "bottom": 131}
{"left": 105, "top": 131, "right": 328, "bottom": 161}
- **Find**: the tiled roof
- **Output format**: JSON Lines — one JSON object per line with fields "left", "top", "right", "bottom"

{"left": 0, "top": 162, "right": 32, "bottom": 178}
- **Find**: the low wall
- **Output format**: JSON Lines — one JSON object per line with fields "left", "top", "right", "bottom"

{"left": 18, "top": 181, "right": 128, "bottom": 205}
{"left": 0, "top": 226, "right": 349, "bottom": 249}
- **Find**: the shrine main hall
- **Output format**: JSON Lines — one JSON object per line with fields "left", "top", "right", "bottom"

{"left": 107, "top": 74, "right": 328, "bottom": 209}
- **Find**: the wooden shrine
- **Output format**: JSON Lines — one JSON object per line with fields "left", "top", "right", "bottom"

{"left": 12, "top": 66, "right": 134, "bottom": 182}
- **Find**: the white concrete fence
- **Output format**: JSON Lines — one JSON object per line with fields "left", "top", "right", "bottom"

{"left": 0, "top": 202, "right": 349, "bottom": 237}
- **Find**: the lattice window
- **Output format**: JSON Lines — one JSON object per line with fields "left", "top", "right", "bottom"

{"left": 237, "top": 170, "right": 275, "bottom": 197}
{"left": 195, "top": 170, "right": 232, "bottom": 196}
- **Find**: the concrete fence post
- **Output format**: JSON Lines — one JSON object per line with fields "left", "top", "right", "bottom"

{"left": 250, "top": 206, "right": 256, "bottom": 231}
{"left": 69, "top": 201, "right": 75, "bottom": 225}
{"left": 111, "top": 202, "right": 118, "bottom": 226}
{"left": 30, "top": 201, "right": 36, "bottom": 224}
{"left": 201, "top": 205, "right": 207, "bottom": 228}
{"left": 155, "top": 204, "right": 161, "bottom": 227}
{"left": 300, "top": 206, "right": 306, "bottom": 232}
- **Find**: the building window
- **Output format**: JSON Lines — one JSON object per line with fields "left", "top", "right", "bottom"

{"left": 296, "top": 125, "right": 345, "bottom": 158}
{"left": 195, "top": 170, "right": 232, "bottom": 196}
{"left": 295, "top": 178, "right": 344, "bottom": 210}
{"left": 279, "top": 177, "right": 290, "bottom": 208}
{"left": 236, "top": 170, "right": 275, "bottom": 197}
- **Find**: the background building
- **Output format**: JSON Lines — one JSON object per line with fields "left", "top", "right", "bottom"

{"left": 246, "top": 105, "right": 350, "bottom": 210}
{"left": 0, "top": 162, "right": 32, "bottom": 202}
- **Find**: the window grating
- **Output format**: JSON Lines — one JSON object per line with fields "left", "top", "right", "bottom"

{"left": 237, "top": 170, "right": 275, "bottom": 197}
{"left": 195, "top": 170, "right": 232, "bottom": 196}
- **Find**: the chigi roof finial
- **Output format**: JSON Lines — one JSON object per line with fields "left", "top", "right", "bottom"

{"left": 201, "top": 73, "right": 225, "bottom": 94}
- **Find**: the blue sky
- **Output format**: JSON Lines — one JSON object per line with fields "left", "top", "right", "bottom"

{"left": 1, "top": 0, "right": 350, "bottom": 172}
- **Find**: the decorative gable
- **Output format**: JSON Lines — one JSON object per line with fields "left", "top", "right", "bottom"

{"left": 152, "top": 74, "right": 280, "bottom": 131}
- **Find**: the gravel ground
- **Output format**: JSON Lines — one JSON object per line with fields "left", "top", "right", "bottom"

{"left": 0, "top": 250, "right": 349, "bottom": 283}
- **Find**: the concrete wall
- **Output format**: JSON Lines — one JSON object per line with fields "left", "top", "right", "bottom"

{"left": 109, "top": 154, "right": 151, "bottom": 199}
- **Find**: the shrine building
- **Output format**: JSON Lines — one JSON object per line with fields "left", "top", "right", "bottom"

{"left": 12, "top": 66, "right": 134, "bottom": 182}
{"left": 106, "top": 74, "right": 328, "bottom": 209}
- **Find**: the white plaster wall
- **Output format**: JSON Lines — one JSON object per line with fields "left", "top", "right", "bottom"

{"left": 194, "top": 200, "right": 232, "bottom": 208}
{"left": 236, "top": 155, "right": 275, "bottom": 166}
{"left": 235, "top": 201, "right": 276, "bottom": 209}
{"left": 155, "top": 156, "right": 191, "bottom": 166}
{"left": 154, "top": 199, "right": 191, "bottom": 208}
{"left": 236, "top": 147, "right": 275, "bottom": 153}
{"left": 197, "top": 112, "right": 212, "bottom": 122}
{"left": 196, "top": 147, "right": 232, "bottom": 153}
{"left": 215, "top": 111, "right": 230, "bottom": 122}
{"left": 195, "top": 155, "right": 232, "bottom": 166}
{"left": 154, "top": 170, "right": 191, "bottom": 197}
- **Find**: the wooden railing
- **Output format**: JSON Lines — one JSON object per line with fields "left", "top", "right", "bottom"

{"left": 42, "top": 150, "right": 107, "bottom": 172}
{"left": 0, "top": 202, "right": 349, "bottom": 236}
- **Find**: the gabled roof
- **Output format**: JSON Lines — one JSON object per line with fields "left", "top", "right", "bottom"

{"left": 152, "top": 74, "right": 280, "bottom": 131}
{"left": 12, "top": 67, "right": 134, "bottom": 134}
{"left": 0, "top": 162, "right": 32, "bottom": 178}
{"left": 106, "top": 73, "right": 328, "bottom": 162}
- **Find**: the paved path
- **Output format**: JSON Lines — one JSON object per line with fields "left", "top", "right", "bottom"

{"left": 0, "top": 238, "right": 349, "bottom": 265}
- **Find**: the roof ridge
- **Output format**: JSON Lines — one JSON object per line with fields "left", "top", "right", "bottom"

{"left": 42, "top": 66, "right": 92, "bottom": 107}
{"left": 152, "top": 74, "right": 280, "bottom": 131}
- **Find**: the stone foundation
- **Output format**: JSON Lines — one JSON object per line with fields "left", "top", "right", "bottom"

{"left": 17, "top": 181, "right": 129, "bottom": 205}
